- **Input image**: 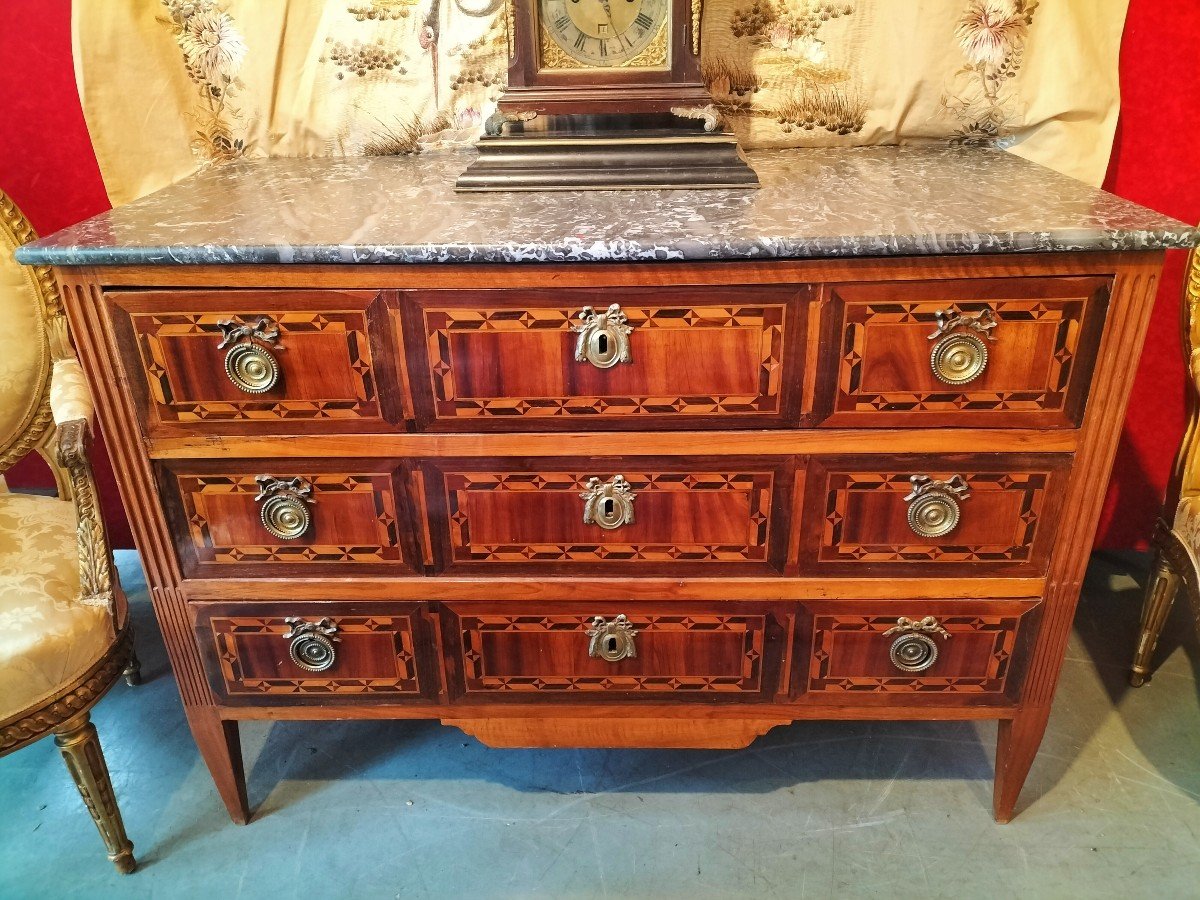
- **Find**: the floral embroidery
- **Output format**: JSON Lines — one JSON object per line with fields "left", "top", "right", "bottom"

{"left": 940, "top": 0, "right": 1039, "bottom": 146}
{"left": 158, "top": 0, "right": 252, "bottom": 163}
{"left": 317, "top": 1, "right": 505, "bottom": 156}
{"left": 706, "top": 0, "right": 867, "bottom": 139}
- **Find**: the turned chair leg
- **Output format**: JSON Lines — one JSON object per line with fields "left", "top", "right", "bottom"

{"left": 1130, "top": 548, "right": 1182, "bottom": 687}
{"left": 53, "top": 712, "right": 136, "bottom": 874}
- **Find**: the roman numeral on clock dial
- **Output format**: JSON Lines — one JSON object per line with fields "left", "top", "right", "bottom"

{"left": 539, "top": 0, "right": 669, "bottom": 68}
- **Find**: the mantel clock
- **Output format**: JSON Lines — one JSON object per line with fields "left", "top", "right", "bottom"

{"left": 455, "top": 0, "right": 758, "bottom": 191}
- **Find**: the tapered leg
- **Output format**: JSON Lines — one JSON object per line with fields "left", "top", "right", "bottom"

{"left": 185, "top": 705, "right": 250, "bottom": 824}
{"left": 1130, "top": 549, "right": 1181, "bottom": 687}
{"left": 53, "top": 712, "right": 136, "bottom": 874}
{"left": 993, "top": 704, "right": 1052, "bottom": 824}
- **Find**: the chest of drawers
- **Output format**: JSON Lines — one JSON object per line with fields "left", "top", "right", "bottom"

{"left": 21, "top": 148, "right": 1198, "bottom": 825}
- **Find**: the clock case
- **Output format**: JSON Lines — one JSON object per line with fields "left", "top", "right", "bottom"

{"left": 455, "top": 0, "right": 758, "bottom": 192}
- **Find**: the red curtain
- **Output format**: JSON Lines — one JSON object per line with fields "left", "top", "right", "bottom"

{"left": 1, "top": 0, "right": 1197, "bottom": 551}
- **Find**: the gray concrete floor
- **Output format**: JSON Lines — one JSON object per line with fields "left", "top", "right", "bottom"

{"left": 2, "top": 551, "right": 1200, "bottom": 899}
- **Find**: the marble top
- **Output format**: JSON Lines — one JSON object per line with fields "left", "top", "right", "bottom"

{"left": 17, "top": 146, "right": 1198, "bottom": 267}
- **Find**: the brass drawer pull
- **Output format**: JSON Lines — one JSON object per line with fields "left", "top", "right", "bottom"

{"left": 928, "top": 308, "right": 997, "bottom": 386}
{"left": 883, "top": 616, "right": 951, "bottom": 673}
{"left": 574, "top": 304, "right": 633, "bottom": 369}
{"left": 218, "top": 317, "right": 282, "bottom": 394}
{"left": 587, "top": 615, "right": 637, "bottom": 663}
{"left": 254, "top": 476, "right": 314, "bottom": 540}
{"left": 283, "top": 617, "right": 340, "bottom": 673}
{"left": 904, "top": 474, "right": 970, "bottom": 538}
{"left": 581, "top": 475, "right": 636, "bottom": 530}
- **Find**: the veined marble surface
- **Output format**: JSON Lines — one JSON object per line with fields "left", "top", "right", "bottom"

{"left": 17, "top": 146, "right": 1199, "bottom": 267}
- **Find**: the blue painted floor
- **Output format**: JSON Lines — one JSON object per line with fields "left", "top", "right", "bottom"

{"left": 2, "top": 550, "right": 1200, "bottom": 898}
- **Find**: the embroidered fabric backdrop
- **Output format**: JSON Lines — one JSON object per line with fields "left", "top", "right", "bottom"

{"left": 75, "top": 0, "right": 1129, "bottom": 205}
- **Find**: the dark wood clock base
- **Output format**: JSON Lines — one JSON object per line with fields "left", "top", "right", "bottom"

{"left": 456, "top": 116, "right": 760, "bottom": 192}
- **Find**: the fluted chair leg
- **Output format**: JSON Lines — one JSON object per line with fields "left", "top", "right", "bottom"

{"left": 53, "top": 712, "right": 136, "bottom": 874}
{"left": 1130, "top": 548, "right": 1182, "bottom": 687}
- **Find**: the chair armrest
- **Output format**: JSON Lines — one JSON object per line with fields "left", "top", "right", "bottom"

{"left": 50, "top": 355, "right": 114, "bottom": 613}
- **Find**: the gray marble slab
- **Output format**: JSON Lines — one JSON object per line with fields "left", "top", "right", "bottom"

{"left": 16, "top": 146, "right": 1198, "bottom": 267}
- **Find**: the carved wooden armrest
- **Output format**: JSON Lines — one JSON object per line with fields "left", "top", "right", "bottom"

{"left": 50, "top": 357, "right": 114, "bottom": 613}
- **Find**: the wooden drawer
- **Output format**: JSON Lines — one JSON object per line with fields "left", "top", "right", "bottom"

{"left": 813, "top": 277, "right": 1109, "bottom": 427}
{"left": 798, "top": 454, "right": 1069, "bottom": 576}
{"left": 161, "top": 459, "right": 421, "bottom": 576}
{"left": 400, "top": 286, "right": 807, "bottom": 431}
{"left": 194, "top": 602, "right": 435, "bottom": 705}
{"left": 444, "top": 602, "right": 789, "bottom": 700}
{"left": 419, "top": 456, "right": 793, "bottom": 574}
{"left": 111, "top": 290, "right": 398, "bottom": 433}
{"left": 798, "top": 599, "right": 1040, "bottom": 701}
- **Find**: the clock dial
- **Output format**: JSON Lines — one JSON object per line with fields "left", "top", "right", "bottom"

{"left": 539, "top": 0, "right": 670, "bottom": 68}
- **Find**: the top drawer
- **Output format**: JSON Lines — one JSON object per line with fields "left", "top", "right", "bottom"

{"left": 111, "top": 290, "right": 398, "bottom": 434}
{"left": 400, "top": 286, "right": 809, "bottom": 431}
{"left": 813, "top": 276, "right": 1110, "bottom": 428}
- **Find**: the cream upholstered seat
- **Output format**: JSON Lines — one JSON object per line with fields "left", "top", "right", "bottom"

{"left": 0, "top": 191, "right": 139, "bottom": 874}
{"left": 1131, "top": 247, "right": 1200, "bottom": 686}
{"left": 0, "top": 490, "right": 112, "bottom": 719}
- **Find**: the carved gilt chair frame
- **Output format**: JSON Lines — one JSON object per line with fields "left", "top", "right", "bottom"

{"left": 0, "top": 191, "right": 141, "bottom": 874}
{"left": 1131, "top": 246, "right": 1200, "bottom": 687}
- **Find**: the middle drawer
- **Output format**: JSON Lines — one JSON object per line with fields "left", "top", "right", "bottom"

{"left": 418, "top": 456, "right": 794, "bottom": 575}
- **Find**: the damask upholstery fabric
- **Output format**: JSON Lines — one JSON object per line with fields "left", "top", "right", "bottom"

{"left": 50, "top": 358, "right": 95, "bottom": 428}
{"left": 75, "top": 0, "right": 1130, "bottom": 206}
{"left": 0, "top": 492, "right": 112, "bottom": 721}
{"left": 0, "top": 203, "right": 49, "bottom": 466}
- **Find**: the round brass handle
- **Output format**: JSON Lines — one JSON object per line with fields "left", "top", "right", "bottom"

{"left": 225, "top": 343, "right": 280, "bottom": 394}
{"left": 587, "top": 615, "right": 637, "bottom": 663}
{"left": 217, "top": 317, "right": 283, "bottom": 394}
{"left": 904, "top": 474, "right": 969, "bottom": 539}
{"left": 930, "top": 332, "right": 988, "bottom": 385}
{"left": 254, "top": 476, "right": 313, "bottom": 540}
{"left": 907, "top": 491, "right": 961, "bottom": 538}
{"left": 284, "top": 617, "right": 339, "bottom": 673}
{"left": 260, "top": 494, "right": 311, "bottom": 540}
{"left": 889, "top": 633, "right": 940, "bottom": 673}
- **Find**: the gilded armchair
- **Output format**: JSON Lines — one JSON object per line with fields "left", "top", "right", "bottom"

{"left": 1131, "top": 247, "right": 1200, "bottom": 687}
{"left": 0, "top": 192, "right": 140, "bottom": 873}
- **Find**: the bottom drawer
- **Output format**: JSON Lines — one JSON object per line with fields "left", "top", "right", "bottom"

{"left": 444, "top": 602, "right": 790, "bottom": 701}
{"left": 800, "top": 599, "right": 1040, "bottom": 701}
{"left": 194, "top": 602, "right": 435, "bottom": 705}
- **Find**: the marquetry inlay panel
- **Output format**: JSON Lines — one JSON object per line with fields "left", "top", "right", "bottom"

{"left": 411, "top": 297, "right": 796, "bottom": 425}
{"left": 817, "top": 277, "right": 1110, "bottom": 428}
{"left": 455, "top": 612, "right": 768, "bottom": 694}
{"left": 808, "top": 614, "right": 1023, "bottom": 694}
{"left": 124, "top": 305, "right": 381, "bottom": 423}
{"left": 209, "top": 615, "right": 422, "bottom": 696}
{"left": 435, "top": 467, "right": 779, "bottom": 568}
{"left": 174, "top": 472, "right": 406, "bottom": 566}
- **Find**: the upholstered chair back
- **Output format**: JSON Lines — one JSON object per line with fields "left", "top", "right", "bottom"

{"left": 0, "top": 193, "right": 61, "bottom": 474}
{"left": 1171, "top": 249, "right": 1200, "bottom": 503}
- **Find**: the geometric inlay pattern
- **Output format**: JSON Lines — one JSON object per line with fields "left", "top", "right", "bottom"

{"left": 446, "top": 470, "right": 775, "bottom": 563}
{"left": 821, "top": 470, "right": 1050, "bottom": 564}
{"left": 837, "top": 300, "right": 1082, "bottom": 414}
{"left": 212, "top": 616, "right": 421, "bottom": 695}
{"left": 134, "top": 310, "right": 378, "bottom": 421}
{"left": 809, "top": 614, "right": 1021, "bottom": 693}
{"left": 424, "top": 304, "right": 787, "bottom": 419}
{"left": 180, "top": 473, "right": 402, "bottom": 564}
{"left": 459, "top": 613, "right": 766, "bottom": 693}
